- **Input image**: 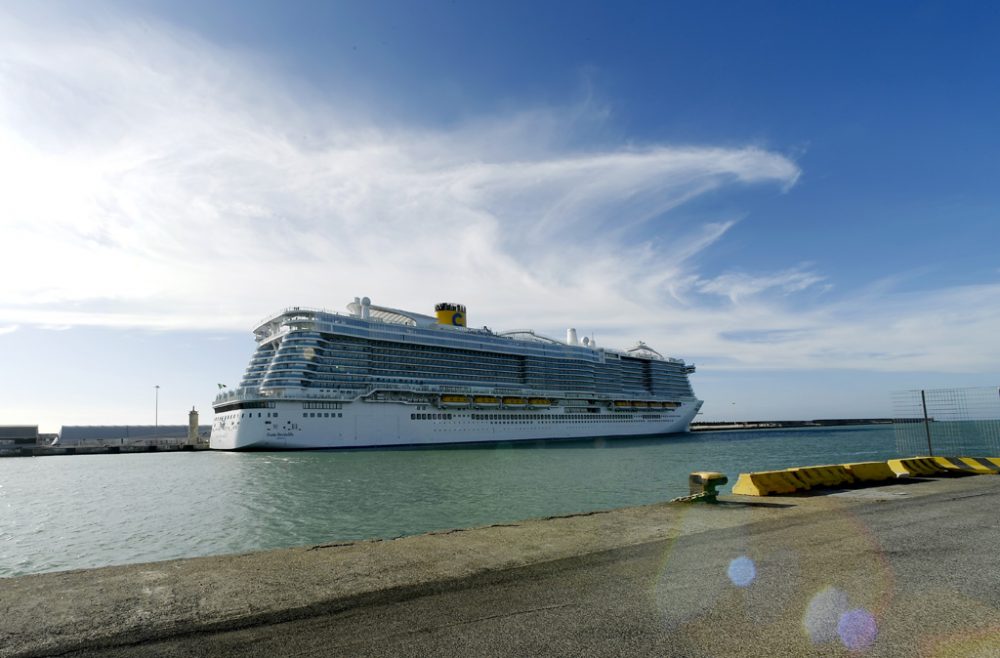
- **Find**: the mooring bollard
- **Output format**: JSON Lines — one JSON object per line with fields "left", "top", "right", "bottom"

{"left": 677, "top": 471, "right": 728, "bottom": 503}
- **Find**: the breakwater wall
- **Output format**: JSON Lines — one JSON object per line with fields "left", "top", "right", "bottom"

{"left": 691, "top": 418, "right": 899, "bottom": 431}
{"left": 1, "top": 440, "right": 210, "bottom": 458}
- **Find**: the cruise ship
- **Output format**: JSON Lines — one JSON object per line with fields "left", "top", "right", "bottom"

{"left": 210, "top": 297, "right": 702, "bottom": 450}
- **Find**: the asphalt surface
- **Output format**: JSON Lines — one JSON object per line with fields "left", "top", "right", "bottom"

{"left": 5, "top": 476, "right": 1000, "bottom": 657}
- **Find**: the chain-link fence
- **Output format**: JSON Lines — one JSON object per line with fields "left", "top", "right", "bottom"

{"left": 893, "top": 386, "right": 1000, "bottom": 456}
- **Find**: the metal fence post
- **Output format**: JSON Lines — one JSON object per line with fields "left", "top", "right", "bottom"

{"left": 921, "top": 389, "right": 933, "bottom": 456}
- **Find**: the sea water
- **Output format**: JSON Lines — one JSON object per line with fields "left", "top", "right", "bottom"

{"left": 0, "top": 425, "right": 954, "bottom": 578}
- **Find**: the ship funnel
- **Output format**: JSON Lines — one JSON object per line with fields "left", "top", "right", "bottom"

{"left": 566, "top": 328, "right": 578, "bottom": 345}
{"left": 361, "top": 296, "right": 371, "bottom": 320}
{"left": 435, "top": 302, "right": 467, "bottom": 327}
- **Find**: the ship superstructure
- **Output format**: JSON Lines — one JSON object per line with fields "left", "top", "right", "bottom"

{"left": 210, "top": 297, "right": 702, "bottom": 449}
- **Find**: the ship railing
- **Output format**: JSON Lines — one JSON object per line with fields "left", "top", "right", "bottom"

{"left": 361, "top": 383, "right": 617, "bottom": 400}
{"left": 213, "top": 388, "right": 260, "bottom": 404}
{"left": 214, "top": 382, "right": 695, "bottom": 405}
{"left": 268, "top": 389, "right": 361, "bottom": 401}
{"left": 248, "top": 311, "right": 690, "bottom": 365}
{"left": 253, "top": 306, "right": 347, "bottom": 330}
{"left": 214, "top": 387, "right": 367, "bottom": 404}
{"left": 254, "top": 306, "right": 428, "bottom": 331}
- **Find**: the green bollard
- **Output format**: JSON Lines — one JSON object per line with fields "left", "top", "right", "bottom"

{"left": 685, "top": 471, "right": 729, "bottom": 503}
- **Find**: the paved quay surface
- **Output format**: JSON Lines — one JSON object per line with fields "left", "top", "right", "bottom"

{"left": 4, "top": 476, "right": 1000, "bottom": 657}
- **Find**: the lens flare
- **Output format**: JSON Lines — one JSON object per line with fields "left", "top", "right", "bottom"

{"left": 838, "top": 608, "right": 878, "bottom": 651}
{"left": 727, "top": 555, "right": 756, "bottom": 587}
{"left": 804, "top": 586, "right": 850, "bottom": 644}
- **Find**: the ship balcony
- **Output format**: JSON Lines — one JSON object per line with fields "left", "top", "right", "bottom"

{"left": 214, "top": 387, "right": 262, "bottom": 404}
{"left": 213, "top": 385, "right": 362, "bottom": 406}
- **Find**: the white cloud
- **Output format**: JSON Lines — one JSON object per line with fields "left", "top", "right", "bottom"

{"left": 0, "top": 325, "right": 19, "bottom": 336}
{"left": 675, "top": 281, "right": 1000, "bottom": 374}
{"left": 697, "top": 267, "right": 827, "bottom": 303}
{"left": 0, "top": 9, "right": 997, "bottom": 376}
{"left": 0, "top": 12, "right": 797, "bottom": 328}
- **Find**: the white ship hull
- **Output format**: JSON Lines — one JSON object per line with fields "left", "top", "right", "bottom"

{"left": 211, "top": 298, "right": 703, "bottom": 451}
{"left": 210, "top": 399, "right": 701, "bottom": 450}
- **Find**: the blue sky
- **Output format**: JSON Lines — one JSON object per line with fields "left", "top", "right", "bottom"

{"left": 1, "top": 1, "right": 998, "bottom": 431}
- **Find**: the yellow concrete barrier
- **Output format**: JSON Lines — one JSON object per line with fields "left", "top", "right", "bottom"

{"left": 784, "top": 467, "right": 823, "bottom": 488}
{"left": 780, "top": 470, "right": 811, "bottom": 490}
{"left": 732, "top": 455, "right": 1000, "bottom": 497}
{"left": 731, "top": 473, "right": 759, "bottom": 496}
{"left": 732, "top": 470, "right": 808, "bottom": 496}
{"left": 957, "top": 457, "right": 1000, "bottom": 474}
{"left": 824, "top": 465, "right": 856, "bottom": 486}
{"left": 916, "top": 457, "right": 955, "bottom": 475}
{"left": 844, "top": 461, "right": 898, "bottom": 482}
{"left": 886, "top": 459, "right": 909, "bottom": 477}
{"left": 889, "top": 457, "right": 944, "bottom": 477}
{"left": 787, "top": 465, "right": 855, "bottom": 487}
{"left": 930, "top": 456, "right": 1000, "bottom": 475}
{"left": 932, "top": 456, "right": 977, "bottom": 474}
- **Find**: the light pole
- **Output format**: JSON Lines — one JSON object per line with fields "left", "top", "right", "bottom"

{"left": 154, "top": 385, "right": 160, "bottom": 434}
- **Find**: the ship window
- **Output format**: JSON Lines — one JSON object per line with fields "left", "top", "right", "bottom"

{"left": 274, "top": 413, "right": 278, "bottom": 418}
{"left": 411, "top": 414, "right": 415, "bottom": 420}
{"left": 338, "top": 413, "right": 342, "bottom": 417}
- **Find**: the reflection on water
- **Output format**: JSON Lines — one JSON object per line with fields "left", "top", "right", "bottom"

{"left": 0, "top": 425, "right": 945, "bottom": 577}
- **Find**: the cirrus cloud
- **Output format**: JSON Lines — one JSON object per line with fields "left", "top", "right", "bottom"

{"left": 1, "top": 8, "right": 997, "bottom": 376}
{"left": 0, "top": 10, "right": 798, "bottom": 330}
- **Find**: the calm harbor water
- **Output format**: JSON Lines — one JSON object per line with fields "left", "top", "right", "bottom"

{"left": 0, "top": 425, "right": 926, "bottom": 578}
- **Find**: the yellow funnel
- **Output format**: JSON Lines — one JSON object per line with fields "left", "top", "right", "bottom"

{"left": 435, "top": 302, "right": 467, "bottom": 327}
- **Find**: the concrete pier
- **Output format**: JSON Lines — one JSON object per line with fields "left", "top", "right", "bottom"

{"left": 12, "top": 441, "right": 210, "bottom": 457}
{"left": 3, "top": 476, "right": 1000, "bottom": 657}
